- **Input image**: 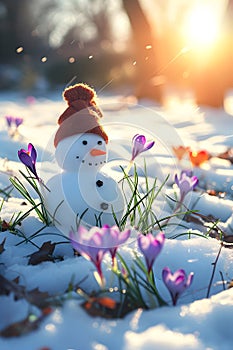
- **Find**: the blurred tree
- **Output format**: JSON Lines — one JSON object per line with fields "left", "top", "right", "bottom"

{"left": 33, "top": 0, "right": 129, "bottom": 87}
{"left": 33, "top": 0, "right": 114, "bottom": 52}
{"left": 58, "top": 0, "right": 113, "bottom": 55}
{"left": 122, "top": 0, "right": 163, "bottom": 103}
{"left": 0, "top": 0, "right": 47, "bottom": 63}
{"left": 192, "top": 0, "right": 233, "bottom": 107}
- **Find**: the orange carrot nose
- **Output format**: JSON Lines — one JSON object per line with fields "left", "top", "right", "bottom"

{"left": 90, "top": 148, "right": 106, "bottom": 156}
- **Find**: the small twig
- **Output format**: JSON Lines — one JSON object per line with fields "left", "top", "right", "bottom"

{"left": 206, "top": 242, "right": 223, "bottom": 298}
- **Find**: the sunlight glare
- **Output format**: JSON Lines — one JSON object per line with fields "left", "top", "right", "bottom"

{"left": 184, "top": 4, "right": 220, "bottom": 48}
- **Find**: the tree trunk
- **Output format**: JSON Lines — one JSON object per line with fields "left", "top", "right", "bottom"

{"left": 193, "top": 0, "right": 233, "bottom": 107}
{"left": 122, "top": 0, "right": 163, "bottom": 103}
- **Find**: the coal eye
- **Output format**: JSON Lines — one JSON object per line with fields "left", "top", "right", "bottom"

{"left": 97, "top": 140, "right": 102, "bottom": 145}
{"left": 82, "top": 140, "right": 88, "bottom": 145}
{"left": 96, "top": 180, "right": 103, "bottom": 187}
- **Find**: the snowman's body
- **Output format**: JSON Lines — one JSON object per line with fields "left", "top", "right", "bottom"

{"left": 44, "top": 133, "right": 125, "bottom": 235}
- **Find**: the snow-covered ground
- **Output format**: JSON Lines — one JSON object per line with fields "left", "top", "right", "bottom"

{"left": 0, "top": 89, "right": 233, "bottom": 350}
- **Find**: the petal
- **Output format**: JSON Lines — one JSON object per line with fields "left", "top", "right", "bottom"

{"left": 18, "top": 151, "right": 33, "bottom": 169}
{"left": 69, "top": 238, "right": 88, "bottom": 257}
{"left": 18, "top": 151, "right": 39, "bottom": 178}
{"left": 6, "top": 116, "right": 13, "bottom": 127}
{"left": 18, "top": 148, "right": 27, "bottom": 155}
{"left": 179, "top": 179, "right": 192, "bottom": 196}
{"left": 90, "top": 232, "right": 103, "bottom": 247}
{"left": 15, "top": 117, "right": 23, "bottom": 127}
{"left": 172, "top": 269, "right": 185, "bottom": 280}
{"left": 181, "top": 169, "right": 193, "bottom": 177}
{"left": 143, "top": 141, "right": 155, "bottom": 152}
{"left": 162, "top": 266, "right": 171, "bottom": 284}
{"left": 131, "top": 135, "right": 154, "bottom": 161}
{"left": 191, "top": 176, "right": 199, "bottom": 189}
{"left": 102, "top": 224, "right": 110, "bottom": 229}
{"left": 186, "top": 272, "right": 194, "bottom": 287}
{"left": 138, "top": 234, "right": 150, "bottom": 251}
{"left": 155, "top": 231, "right": 165, "bottom": 245}
{"left": 101, "top": 225, "right": 112, "bottom": 237}
{"left": 101, "top": 231, "right": 116, "bottom": 249}
{"left": 133, "top": 134, "right": 146, "bottom": 145}
{"left": 132, "top": 141, "right": 145, "bottom": 160}
{"left": 174, "top": 274, "right": 186, "bottom": 286}
{"left": 119, "top": 228, "right": 131, "bottom": 244}
{"left": 28, "top": 143, "right": 37, "bottom": 163}
{"left": 70, "top": 226, "right": 88, "bottom": 244}
{"left": 132, "top": 134, "right": 140, "bottom": 142}
{"left": 77, "top": 226, "right": 89, "bottom": 237}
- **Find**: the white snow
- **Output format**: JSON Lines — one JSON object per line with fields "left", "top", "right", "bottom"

{"left": 0, "top": 91, "right": 233, "bottom": 350}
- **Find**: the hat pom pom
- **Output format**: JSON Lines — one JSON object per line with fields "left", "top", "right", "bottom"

{"left": 63, "top": 83, "right": 96, "bottom": 106}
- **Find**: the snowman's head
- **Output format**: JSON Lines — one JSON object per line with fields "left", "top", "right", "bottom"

{"left": 54, "top": 83, "right": 108, "bottom": 172}
{"left": 55, "top": 133, "right": 107, "bottom": 171}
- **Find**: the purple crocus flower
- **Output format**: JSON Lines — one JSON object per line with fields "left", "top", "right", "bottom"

{"left": 5, "top": 116, "right": 13, "bottom": 128}
{"left": 174, "top": 170, "right": 198, "bottom": 201}
{"left": 15, "top": 117, "right": 23, "bottom": 128}
{"left": 162, "top": 267, "right": 194, "bottom": 306}
{"left": 69, "top": 226, "right": 109, "bottom": 285}
{"left": 138, "top": 231, "right": 165, "bottom": 273}
{"left": 18, "top": 143, "right": 39, "bottom": 180}
{"left": 131, "top": 134, "right": 155, "bottom": 162}
{"left": 100, "top": 225, "right": 131, "bottom": 265}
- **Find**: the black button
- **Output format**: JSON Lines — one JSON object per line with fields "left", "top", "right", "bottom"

{"left": 96, "top": 180, "right": 103, "bottom": 187}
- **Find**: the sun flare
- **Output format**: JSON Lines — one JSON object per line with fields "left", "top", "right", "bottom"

{"left": 184, "top": 4, "right": 221, "bottom": 48}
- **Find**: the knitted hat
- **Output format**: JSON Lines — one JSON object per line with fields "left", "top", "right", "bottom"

{"left": 54, "top": 83, "right": 108, "bottom": 147}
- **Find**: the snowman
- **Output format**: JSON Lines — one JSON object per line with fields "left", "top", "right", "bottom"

{"left": 43, "top": 83, "right": 125, "bottom": 235}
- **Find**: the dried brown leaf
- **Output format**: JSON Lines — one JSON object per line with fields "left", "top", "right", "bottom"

{"left": 0, "top": 314, "right": 46, "bottom": 338}
{"left": 28, "top": 241, "right": 55, "bottom": 265}
{"left": 0, "top": 274, "right": 25, "bottom": 298}
{"left": 0, "top": 318, "right": 37, "bottom": 337}
{"left": 0, "top": 220, "right": 11, "bottom": 232}
{"left": 27, "top": 288, "right": 50, "bottom": 308}
{"left": 0, "top": 275, "right": 50, "bottom": 308}
{"left": 218, "top": 148, "right": 233, "bottom": 164}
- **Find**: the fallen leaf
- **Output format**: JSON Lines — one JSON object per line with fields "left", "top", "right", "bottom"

{"left": 218, "top": 148, "right": 233, "bottom": 164}
{"left": 28, "top": 241, "right": 55, "bottom": 265}
{"left": 81, "top": 298, "right": 135, "bottom": 319}
{"left": 189, "top": 150, "right": 210, "bottom": 167}
{"left": 0, "top": 274, "right": 25, "bottom": 298}
{"left": 207, "top": 189, "right": 217, "bottom": 196}
{"left": 95, "top": 296, "right": 117, "bottom": 309}
{"left": 84, "top": 296, "right": 117, "bottom": 310}
{"left": 26, "top": 288, "right": 51, "bottom": 308}
{"left": 0, "top": 220, "right": 11, "bottom": 232}
{"left": 41, "top": 307, "right": 53, "bottom": 316}
{"left": 228, "top": 280, "right": 233, "bottom": 289}
{"left": 172, "top": 146, "right": 190, "bottom": 161}
{"left": 0, "top": 314, "right": 42, "bottom": 337}
{"left": 207, "top": 189, "right": 226, "bottom": 198}
{"left": 0, "top": 275, "right": 50, "bottom": 307}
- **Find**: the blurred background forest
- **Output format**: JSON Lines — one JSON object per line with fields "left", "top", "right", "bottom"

{"left": 0, "top": 0, "right": 233, "bottom": 106}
